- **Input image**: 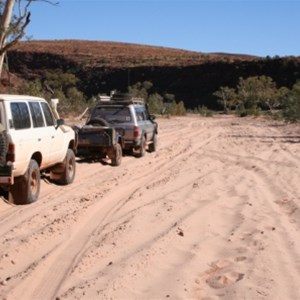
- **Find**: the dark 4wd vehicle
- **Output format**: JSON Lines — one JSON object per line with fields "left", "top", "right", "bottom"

{"left": 87, "top": 93, "right": 158, "bottom": 157}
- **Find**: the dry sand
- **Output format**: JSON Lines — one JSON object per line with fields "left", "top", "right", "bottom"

{"left": 0, "top": 115, "right": 300, "bottom": 300}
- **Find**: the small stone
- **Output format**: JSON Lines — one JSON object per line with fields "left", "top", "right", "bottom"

{"left": 1, "top": 280, "right": 8, "bottom": 286}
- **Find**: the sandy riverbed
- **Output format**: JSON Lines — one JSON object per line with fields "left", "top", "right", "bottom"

{"left": 0, "top": 115, "right": 300, "bottom": 300}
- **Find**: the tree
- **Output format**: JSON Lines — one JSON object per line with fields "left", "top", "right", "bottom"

{"left": 237, "top": 76, "right": 260, "bottom": 110}
{"left": 128, "top": 80, "right": 153, "bottom": 100}
{"left": 0, "top": 0, "right": 58, "bottom": 78}
{"left": 255, "top": 75, "right": 281, "bottom": 113}
{"left": 213, "top": 86, "right": 236, "bottom": 113}
{"left": 19, "top": 78, "right": 43, "bottom": 96}
{"left": 147, "top": 92, "right": 164, "bottom": 114}
{"left": 0, "top": 0, "right": 16, "bottom": 76}
{"left": 236, "top": 76, "right": 280, "bottom": 115}
{"left": 175, "top": 100, "right": 186, "bottom": 116}
{"left": 44, "top": 70, "right": 79, "bottom": 94}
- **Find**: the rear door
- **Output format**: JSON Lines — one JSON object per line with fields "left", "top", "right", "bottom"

{"left": 28, "top": 101, "right": 53, "bottom": 167}
{"left": 135, "top": 106, "right": 154, "bottom": 141}
{"left": 40, "top": 101, "right": 68, "bottom": 164}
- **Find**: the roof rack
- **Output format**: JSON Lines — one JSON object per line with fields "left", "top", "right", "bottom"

{"left": 112, "top": 98, "right": 144, "bottom": 104}
{"left": 104, "top": 93, "right": 144, "bottom": 104}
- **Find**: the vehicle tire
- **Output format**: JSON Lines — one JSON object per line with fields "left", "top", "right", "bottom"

{"left": 86, "top": 118, "right": 110, "bottom": 127}
{"left": 111, "top": 93, "right": 132, "bottom": 101}
{"left": 54, "top": 149, "right": 76, "bottom": 185}
{"left": 0, "top": 131, "right": 8, "bottom": 166}
{"left": 136, "top": 135, "right": 146, "bottom": 158}
{"left": 148, "top": 133, "right": 157, "bottom": 153}
{"left": 9, "top": 159, "right": 41, "bottom": 205}
{"left": 111, "top": 143, "right": 122, "bottom": 166}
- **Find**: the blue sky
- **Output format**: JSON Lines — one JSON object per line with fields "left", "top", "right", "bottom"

{"left": 24, "top": 0, "right": 300, "bottom": 58}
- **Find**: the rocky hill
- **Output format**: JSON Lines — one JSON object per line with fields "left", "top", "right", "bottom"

{"left": 6, "top": 40, "right": 300, "bottom": 109}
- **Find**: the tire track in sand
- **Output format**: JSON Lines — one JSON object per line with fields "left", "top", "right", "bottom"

{"left": 5, "top": 118, "right": 221, "bottom": 300}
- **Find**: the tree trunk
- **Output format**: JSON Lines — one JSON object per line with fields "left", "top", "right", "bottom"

{"left": 0, "top": 0, "right": 15, "bottom": 79}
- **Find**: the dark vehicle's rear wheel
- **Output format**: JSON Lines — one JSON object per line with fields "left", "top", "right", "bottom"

{"left": 10, "top": 159, "right": 41, "bottom": 205}
{"left": 148, "top": 133, "right": 157, "bottom": 153}
{"left": 111, "top": 143, "right": 122, "bottom": 166}
{"left": 136, "top": 135, "right": 146, "bottom": 158}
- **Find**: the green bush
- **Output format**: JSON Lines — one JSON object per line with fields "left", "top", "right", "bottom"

{"left": 128, "top": 81, "right": 186, "bottom": 116}
{"left": 280, "top": 81, "right": 300, "bottom": 122}
{"left": 147, "top": 93, "right": 164, "bottom": 114}
{"left": 193, "top": 105, "right": 214, "bottom": 117}
{"left": 236, "top": 107, "right": 261, "bottom": 117}
{"left": 18, "top": 76, "right": 88, "bottom": 118}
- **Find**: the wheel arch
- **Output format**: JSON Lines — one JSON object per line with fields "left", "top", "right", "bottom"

{"left": 31, "top": 152, "right": 42, "bottom": 167}
{"left": 141, "top": 130, "right": 147, "bottom": 141}
{"left": 68, "top": 139, "right": 77, "bottom": 152}
{"left": 117, "top": 135, "right": 125, "bottom": 149}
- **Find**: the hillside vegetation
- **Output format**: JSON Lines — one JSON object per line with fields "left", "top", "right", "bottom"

{"left": 3, "top": 40, "right": 300, "bottom": 119}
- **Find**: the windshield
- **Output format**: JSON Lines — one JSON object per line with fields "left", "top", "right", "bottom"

{"left": 91, "top": 106, "right": 131, "bottom": 123}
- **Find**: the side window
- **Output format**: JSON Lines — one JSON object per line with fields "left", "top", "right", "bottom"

{"left": 29, "top": 102, "right": 45, "bottom": 128}
{"left": 141, "top": 107, "right": 148, "bottom": 120}
{"left": 135, "top": 107, "right": 145, "bottom": 121}
{"left": 41, "top": 102, "right": 55, "bottom": 126}
{"left": 10, "top": 102, "right": 31, "bottom": 130}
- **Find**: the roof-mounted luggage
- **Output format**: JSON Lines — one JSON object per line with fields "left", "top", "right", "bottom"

{"left": 110, "top": 93, "right": 144, "bottom": 104}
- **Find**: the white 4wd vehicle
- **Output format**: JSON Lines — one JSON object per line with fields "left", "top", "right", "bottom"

{"left": 0, "top": 94, "right": 77, "bottom": 205}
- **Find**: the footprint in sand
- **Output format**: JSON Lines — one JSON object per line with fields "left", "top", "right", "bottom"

{"left": 203, "top": 259, "right": 245, "bottom": 289}
{"left": 206, "top": 271, "right": 244, "bottom": 289}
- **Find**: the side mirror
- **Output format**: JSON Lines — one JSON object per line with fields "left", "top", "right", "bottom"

{"left": 149, "top": 114, "right": 156, "bottom": 121}
{"left": 56, "top": 118, "right": 64, "bottom": 129}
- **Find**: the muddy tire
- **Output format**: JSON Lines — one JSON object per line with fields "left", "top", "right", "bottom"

{"left": 148, "top": 133, "right": 157, "bottom": 153}
{"left": 52, "top": 149, "right": 76, "bottom": 185}
{"left": 9, "top": 159, "right": 41, "bottom": 205}
{"left": 136, "top": 135, "right": 146, "bottom": 158}
{"left": 111, "top": 143, "right": 122, "bottom": 166}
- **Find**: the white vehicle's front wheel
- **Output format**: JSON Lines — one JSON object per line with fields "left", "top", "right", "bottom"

{"left": 10, "top": 159, "right": 41, "bottom": 205}
{"left": 51, "top": 149, "right": 76, "bottom": 185}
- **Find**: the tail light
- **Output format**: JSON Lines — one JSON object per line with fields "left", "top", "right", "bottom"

{"left": 133, "top": 126, "right": 140, "bottom": 138}
{"left": 6, "top": 143, "right": 15, "bottom": 163}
